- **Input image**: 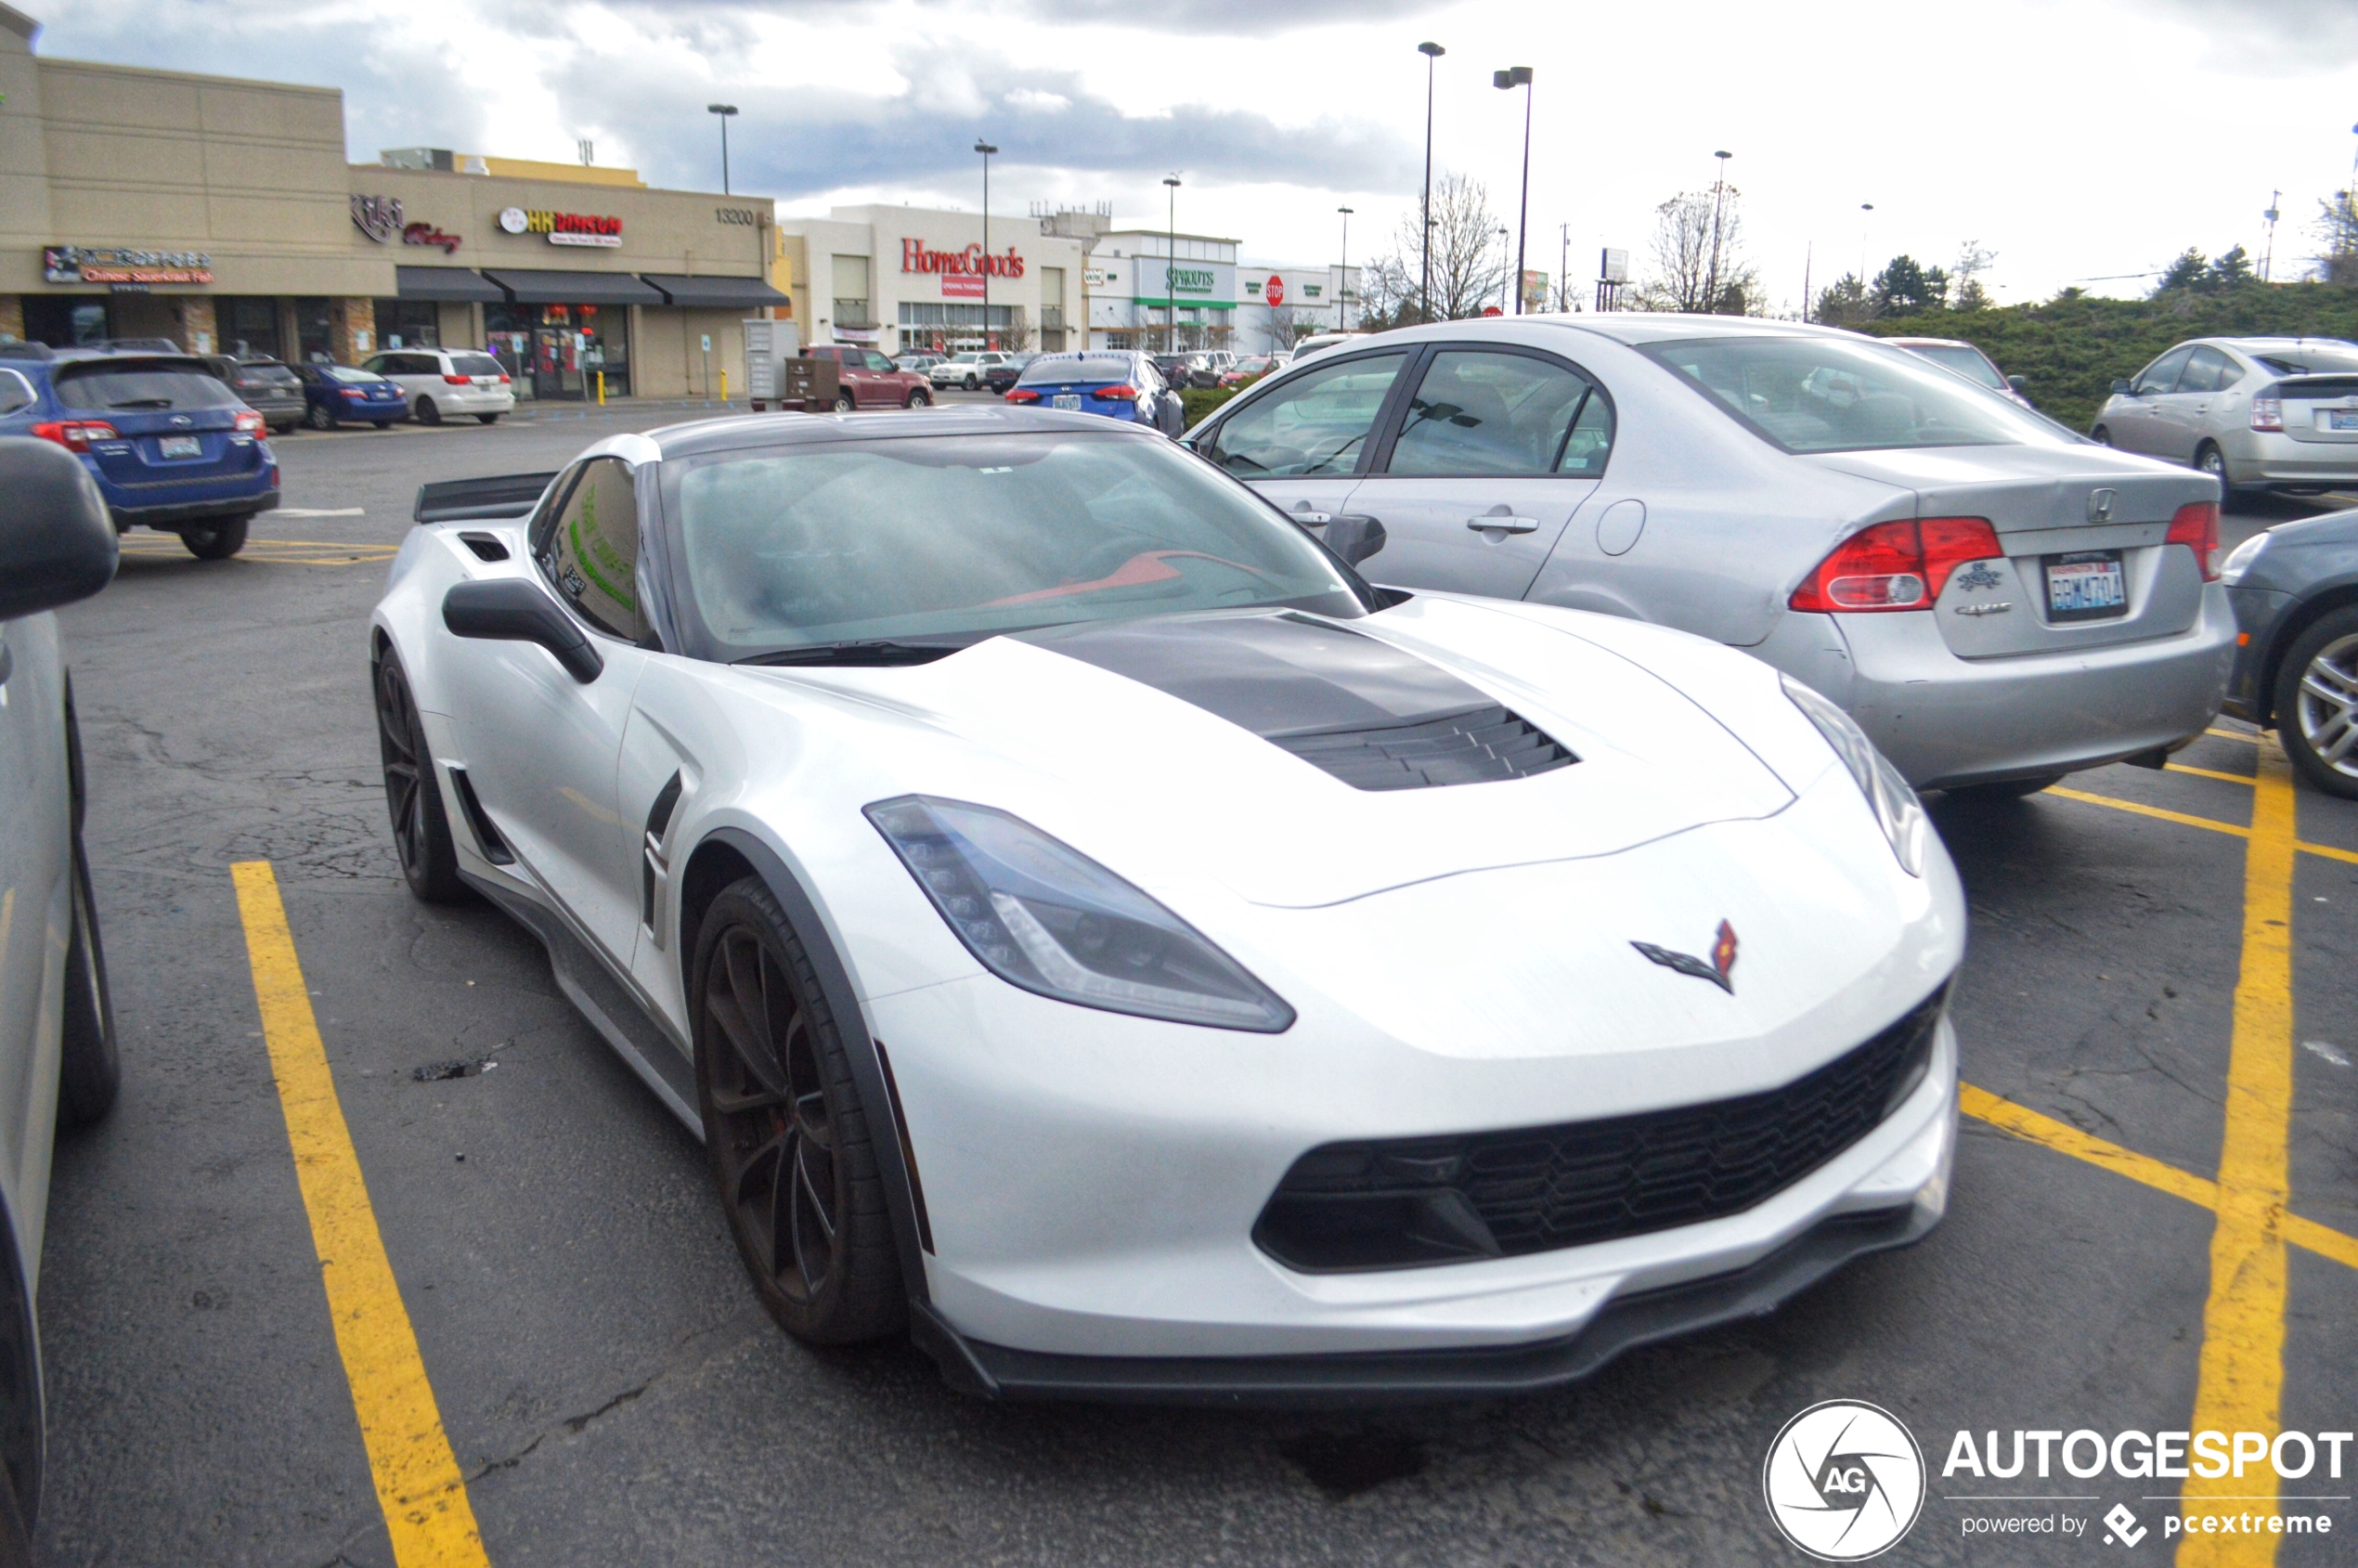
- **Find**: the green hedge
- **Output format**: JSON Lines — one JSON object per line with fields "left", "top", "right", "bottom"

{"left": 1181, "top": 386, "right": 1240, "bottom": 427}
{"left": 1862, "top": 283, "right": 2358, "bottom": 434}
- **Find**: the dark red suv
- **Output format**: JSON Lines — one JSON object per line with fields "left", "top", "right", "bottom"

{"left": 803, "top": 344, "right": 932, "bottom": 410}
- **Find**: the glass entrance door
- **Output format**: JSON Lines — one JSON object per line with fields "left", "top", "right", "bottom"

{"left": 533, "top": 327, "right": 584, "bottom": 398}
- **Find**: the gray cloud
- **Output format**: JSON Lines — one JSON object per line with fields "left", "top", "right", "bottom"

{"left": 2144, "top": 0, "right": 2358, "bottom": 67}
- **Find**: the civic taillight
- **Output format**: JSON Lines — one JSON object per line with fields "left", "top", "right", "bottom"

{"left": 2167, "top": 500, "right": 2221, "bottom": 581}
{"left": 1790, "top": 517, "right": 2004, "bottom": 612}
{"left": 2251, "top": 395, "right": 2284, "bottom": 432}
{"left": 1004, "top": 388, "right": 1040, "bottom": 403}
{"left": 30, "top": 420, "right": 118, "bottom": 453}
{"left": 1095, "top": 384, "right": 1138, "bottom": 402}
{"left": 234, "top": 410, "right": 266, "bottom": 436}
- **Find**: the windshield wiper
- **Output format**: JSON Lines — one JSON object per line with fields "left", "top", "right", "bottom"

{"left": 734, "top": 639, "right": 968, "bottom": 667}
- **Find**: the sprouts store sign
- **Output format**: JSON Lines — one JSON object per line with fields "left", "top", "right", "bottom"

{"left": 903, "top": 239, "right": 1026, "bottom": 300}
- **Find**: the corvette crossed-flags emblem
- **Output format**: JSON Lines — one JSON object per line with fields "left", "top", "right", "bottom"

{"left": 1631, "top": 919, "right": 1740, "bottom": 994}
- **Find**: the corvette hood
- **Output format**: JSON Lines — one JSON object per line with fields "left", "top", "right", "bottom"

{"left": 758, "top": 600, "right": 1797, "bottom": 908}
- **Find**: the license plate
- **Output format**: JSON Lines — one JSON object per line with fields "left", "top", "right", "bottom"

{"left": 2045, "top": 551, "right": 2127, "bottom": 621}
{"left": 1052, "top": 394, "right": 1082, "bottom": 410}
{"left": 158, "top": 434, "right": 202, "bottom": 459}
{"left": 2328, "top": 408, "right": 2358, "bottom": 431}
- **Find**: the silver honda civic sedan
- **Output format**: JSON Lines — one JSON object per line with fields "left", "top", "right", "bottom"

{"left": 2091, "top": 336, "right": 2358, "bottom": 496}
{"left": 1185, "top": 315, "right": 2234, "bottom": 794}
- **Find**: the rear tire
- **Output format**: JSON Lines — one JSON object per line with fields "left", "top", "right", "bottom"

{"left": 2091, "top": 426, "right": 2112, "bottom": 447}
{"left": 180, "top": 516, "right": 249, "bottom": 560}
{"left": 832, "top": 391, "right": 855, "bottom": 412}
{"left": 373, "top": 647, "right": 468, "bottom": 901}
{"left": 2195, "top": 441, "right": 2231, "bottom": 489}
{"left": 413, "top": 395, "right": 441, "bottom": 425}
{"left": 693, "top": 877, "right": 904, "bottom": 1345}
{"left": 2274, "top": 603, "right": 2358, "bottom": 800}
{"left": 1946, "top": 773, "right": 2065, "bottom": 802}
{"left": 303, "top": 401, "right": 334, "bottom": 431}
{"left": 477, "top": 412, "right": 501, "bottom": 424}
{"left": 57, "top": 837, "right": 120, "bottom": 1128}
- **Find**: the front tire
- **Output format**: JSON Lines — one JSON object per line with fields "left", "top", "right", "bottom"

{"left": 180, "top": 516, "right": 249, "bottom": 560}
{"left": 693, "top": 877, "right": 903, "bottom": 1344}
{"left": 2274, "top": 604, "right": 2358, "bottom": 799}
{"left": 477, "top": 412, "right": 501, "bottom": 424}
{"left": 373, "top": 647, "right": 467, "bottom": 901}
{"left": 832, "top": 391, "right": 855, "bottom": 413}
{"left": 413, "top": 395, "right": 442, "bottom": 426}
{"left": 904, "top": 388, "right": 931, "bottom": 408}
{"left": 57, "top": 837, "right": 119, "bottom": 1127}
{"left": 963, "top": 375, "right": 978, "bottom": 390}
{"left": 2091, "top": 426, "right": 2112, "bottom": 447}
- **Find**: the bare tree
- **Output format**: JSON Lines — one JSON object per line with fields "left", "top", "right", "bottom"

{"left": 1952, "top": 240, "right": 1997, "bottom": 310}
{"left": 1262, "top": 304, "right": 1318, "bottom": 354}
{"left": 1362, "top": 174, "right": 1508, "bottom": 323}
{"left": 2315, "top": 191, "right": 2358, "bottom": 283}
{"left": 1634, "top": 189, "right": 1758, "bottom": 314}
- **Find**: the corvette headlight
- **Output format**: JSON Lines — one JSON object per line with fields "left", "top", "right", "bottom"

{"left": 865, "top": 796, "right": 1295, "bottom": 1032}
{"left": 1780, "top": 675, "right": 1926, "bottom": 877}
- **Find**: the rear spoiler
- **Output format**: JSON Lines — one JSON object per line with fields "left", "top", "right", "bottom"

{"left": 413, "top": 471, "right": 560, "bottom": 525}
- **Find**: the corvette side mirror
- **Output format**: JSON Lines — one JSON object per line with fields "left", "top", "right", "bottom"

{"left": 1325, "top": 513, "right": 1388, "bottom": 567}
{"left": 0, "top": 437, "right": 118, "bottom": 621}
{"left": 443, "top": 578, "right": 603, "bottom": 683}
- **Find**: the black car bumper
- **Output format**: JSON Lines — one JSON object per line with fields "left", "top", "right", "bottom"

{"left": 111, "top": 491, "right": 280, "bottom": 530}
{"left": 2224, "top": 586, "right": 2295, "bottom": 722}
{"left": 909, "top": 1204, "right": 1935, "bottom": 1408}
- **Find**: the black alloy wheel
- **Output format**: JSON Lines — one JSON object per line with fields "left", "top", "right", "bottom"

{"left": 373, "top": 649, "right": 466, "bottom": 901}
{"left": 303, "top": 401, "right": 335, "bottom": 431}
{"left": 414, "top": 395, "right": 442, "bottom": 425}
{"left": 179, "top": 515, "right": 249, "bottom": 560}
{"left": 693, "top": 877, "right": 902, "bottom": 1343}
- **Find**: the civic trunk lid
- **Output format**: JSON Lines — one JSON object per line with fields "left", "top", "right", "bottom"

{"left": 1802, "top": 445, "right": 2215, "bottom": 657}
{"left": 2272, "top": 375, "right": 2358, "bottom": 446}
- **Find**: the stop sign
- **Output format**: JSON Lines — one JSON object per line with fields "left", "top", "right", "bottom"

{"left": 1481, "top": 305, "right": 1503, "bottom": 317}
{"left": 1265, "top": 274, "right": 1285, "bottom": 307}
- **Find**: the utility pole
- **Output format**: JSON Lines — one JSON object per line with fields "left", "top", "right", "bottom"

{"left": 1558, "top": 223, "right": 1569, "bottom": 311}
{"left": 1163, "top": 175, "right": 1182, "bottom": 353}
{"left": 1859, "top": 202, "right": 1874, "bottom": 293}
{"left": 1337, "top": 207, "right": 1353, "bottom": 330}
{"left": 1496, "top": 226, "right": 1511, "bottom": 312}
{"left": 1494, "top": 67, "right": 1534, "bottom": 312}
{"left": 1419, "top": 42, "right": 1444, "bottom": 323}
{"left": 976, "top": 140, "right": 998, "bottom": 349}
{"left": 2264, "top": 191, "right": 2282, "bottom": 283}
{"left": 1705, "top": 149, "right": 1731, "bottom": 312}
{"left": 707, "top": 105, "right": 739, "bottom": 195}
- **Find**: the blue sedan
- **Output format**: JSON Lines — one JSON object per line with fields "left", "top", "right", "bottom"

{"left": 292, "top": 363, "right": 407, "bottom": 430}
{"left": 1004, "top": 351, "right": 1185, "bottom": 435}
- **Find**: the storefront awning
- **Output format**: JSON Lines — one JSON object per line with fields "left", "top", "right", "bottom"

{"left": 640, "top": 274, "right": 793, "bottom": 308}
{"left": 395, "top": 266, "right": 507, "bottom": 303}
{"left": 480, "top": 269, "right": 667, "bottom": 306}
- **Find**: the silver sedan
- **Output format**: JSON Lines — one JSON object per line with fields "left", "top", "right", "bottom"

{"left": 1185, "top": 314, "right": 2234, "bottom": 795}
{"left": 2092, "top": 335, "right": 2358, "bottom": 495}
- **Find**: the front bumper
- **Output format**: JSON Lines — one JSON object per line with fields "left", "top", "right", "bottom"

{"left": 1829, "top": 588, "right": 2236, "bottom": 788}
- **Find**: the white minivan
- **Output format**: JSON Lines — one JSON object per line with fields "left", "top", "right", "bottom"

{"left": 362, "top": 348, "right": 516, "bottom": 425}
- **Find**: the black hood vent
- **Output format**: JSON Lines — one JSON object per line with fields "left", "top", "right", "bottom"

{"left": 1026, "top": 612, "right": 1576, "bottom": 791}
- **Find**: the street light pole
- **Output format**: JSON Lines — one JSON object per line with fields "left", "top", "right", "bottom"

{"left": 707, "top": 104, "right": 739, "bottom": 195}
{"left": 1493, "top": 67, "right": 1533, "bottom": 313}
{"left": 1559, "top": 222, "right": 1569, "bottom": 312}
{"left": 1496, "top": 226, "right": 1510, "bottom": 312}
{"left": 1705, "top": 149, "right": 1731, "bottom": 312}
{"left": 1337, "top": 207, "right": 1352, "bottom": 330}
{"left": 1859, "top": 201, "right": 1875, "bottom": 300}
{"left": 1163, "top": 175, "right": 1182, "bottom": 354}
{"left": 975, "top": 139, "right": 998, "bottom": 349}
{"left": 1418, "top": 42, "right": 1444, "bottom": 323}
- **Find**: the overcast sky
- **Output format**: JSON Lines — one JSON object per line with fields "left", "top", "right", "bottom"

{"left": 32, "top": 0, "right": 2358, "bottom": 309}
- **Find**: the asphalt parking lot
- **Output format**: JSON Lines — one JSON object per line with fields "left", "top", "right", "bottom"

{"left": 32, "top": 407, "right": 2358, "bottom": 1567}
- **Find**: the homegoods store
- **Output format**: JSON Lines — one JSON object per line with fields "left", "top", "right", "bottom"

{"left": 776, "top": 206, "right": 1086, "bottom": 356}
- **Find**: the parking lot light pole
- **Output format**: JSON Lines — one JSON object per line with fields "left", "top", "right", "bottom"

{"left": 1705, "top": 149, "right": 1731, "bottom": 312}
{"left": 1859, "top": 201, "right": 1875, "bottom": 299}
{"left": 1493, "top": 67, "right": 1533, "bottom": 312}
{"left": 1496, "top": 225, "right": 1510, "bottom": 312}
{"left": 1419, "top": 42, "right": 1444, "bottom": 323}
{"left": 707, "top": 105, "right": 738, "bottom": 195}
{"left": 1163, "top": 175, "right": 1182, "bottom": 354}
{"left": 1337, "top": 207, "right": 1353, "bottom": 330}
{"left": 976, "top": 140, "right": 998, "bottom": 350}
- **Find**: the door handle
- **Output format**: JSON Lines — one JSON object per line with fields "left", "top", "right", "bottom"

{"left": 1467, "top": 514, "right": 1540, "bottom": 534}
{"left": 1291, "top": 511, "right": 1333, "bottom": 526}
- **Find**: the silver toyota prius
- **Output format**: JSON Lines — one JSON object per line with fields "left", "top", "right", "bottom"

{"left": 1185, "top": 315, "right": 2234, "bottom": 795}
{"left": 2092, "top": 336, "right": 2358, "bottom": 496}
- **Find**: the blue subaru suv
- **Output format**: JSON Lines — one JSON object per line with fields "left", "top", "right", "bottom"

{"left": 0, "top": 342, "right": 279, "bottom": 559}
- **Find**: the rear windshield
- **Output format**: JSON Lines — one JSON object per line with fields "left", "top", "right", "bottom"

{"left": 1904, "top": 343, "right": 2007, "bottom": 390}
{"left": 326, "top": 367, "right": 388, "bottom": 384}
{"left": 235, "top": 367, "right": 300, "bottom": 389}
{"left": 449, "top": 353, "right": 503, "bottom": 377}
{"left": 2257, "top": 349, "right": 2358, "bottom": 376}
{"left": 1018, "top": 356, "right": 1135, "bottom": 383}
{"left": 1638, "top": 335, "right": 2058, "bottom": 454}
{"left": 55, "top": 362, "right": 244, "bottom": 412}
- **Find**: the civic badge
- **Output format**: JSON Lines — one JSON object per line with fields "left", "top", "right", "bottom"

{"left": 2087, "top": 487, "right": 2116, "bottom": 524}
{"left": 1632, "top": 920, "right": 1738, "bottom": 994}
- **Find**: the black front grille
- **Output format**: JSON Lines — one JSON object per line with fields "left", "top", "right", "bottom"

{"left": 1254, "top": 984, "right": 1949, "bottom": 1273}
{"left": 1273, "top": 705, "right": 1574, "bottom": 791}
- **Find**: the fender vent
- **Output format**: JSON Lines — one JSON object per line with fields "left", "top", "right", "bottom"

{"left": 641, "top": 771, "right": 685, "bottom": 934}
{"left": 1273, "top": 706, "right": 1574, "bottom": 791}
{"left": 445, "top": 766, "right": 512, "bottom": 865}
{"left": 458, "top": 531, "right": 511, "bottom": 563}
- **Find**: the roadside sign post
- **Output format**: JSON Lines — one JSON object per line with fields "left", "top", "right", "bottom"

{"left": 701, "top": 333, "right": 712, "bottom": 400}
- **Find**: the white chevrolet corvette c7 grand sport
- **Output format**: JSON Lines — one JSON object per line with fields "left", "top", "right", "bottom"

{"left": 370, "top": 408, "right": 1965, "bottom": 1404}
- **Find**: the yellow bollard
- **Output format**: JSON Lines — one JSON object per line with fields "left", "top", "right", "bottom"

{"left": 596, "top": 371, "right": 605, "bottom": 406}
{"left": 720, "top": 369, "right": 728, "bottom": 402}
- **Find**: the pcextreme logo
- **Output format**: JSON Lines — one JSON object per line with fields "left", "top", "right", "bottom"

{"left": 1763, "top": 1401, "right": 1927, "bottom": 1561}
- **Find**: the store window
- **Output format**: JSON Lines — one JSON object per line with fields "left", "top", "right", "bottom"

{"left": 375, "top": 299, "right": 441, "bottom": 351}
{"left": 21, "top": 298, "right": 109, "bottom": 347}
{"left": 218, "top": 298, "right": 287, "bottom": 360}
{"left": 486, "top": 303, "right": 630, "bottom": 401}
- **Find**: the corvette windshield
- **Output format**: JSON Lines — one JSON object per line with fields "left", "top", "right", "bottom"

{"left": 671, "top": 432, "right": 1363, "bottom": 658}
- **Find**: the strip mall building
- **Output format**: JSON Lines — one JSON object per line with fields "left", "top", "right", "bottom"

{"left": 0, "top": 3, "right": 788, "bottom": 398}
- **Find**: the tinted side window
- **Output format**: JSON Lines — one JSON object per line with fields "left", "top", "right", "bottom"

{"left": 863, "top": 352, "right": 896, "bottom": 372}
{"left": 2180, "top": 346, "right": 2229, "bottom": 394}
{"left": 1386, "top": 350, "right": 1602, "bottom": 478}
{"left": 1204, "top": 352, "right": 1407, "bottom": 478}
{"left": 537, "top": 457, "right": 649, "bottom": 642}
{"left": 2134, "top": 347, "right": 2193, "bottom": 395}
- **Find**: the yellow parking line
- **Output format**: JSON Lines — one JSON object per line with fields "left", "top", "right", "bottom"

{"left": 2208, "top": 728, "right": 2261, "bottom": 745}
{"left": 2168, "top": 762, "right": 2257, "bottom": 785}
{"left": 230, "top": 862, "right": 489, "bottom": 1568}
{"left": 1959, "top": 1085, "right": 2358, "bottom": 1271}
{"left": 2041, "top": 786, "right": 2358, "bottom": 866}
{"left": 2182, "top": 736, "right": 2298, "bottom": 1562}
